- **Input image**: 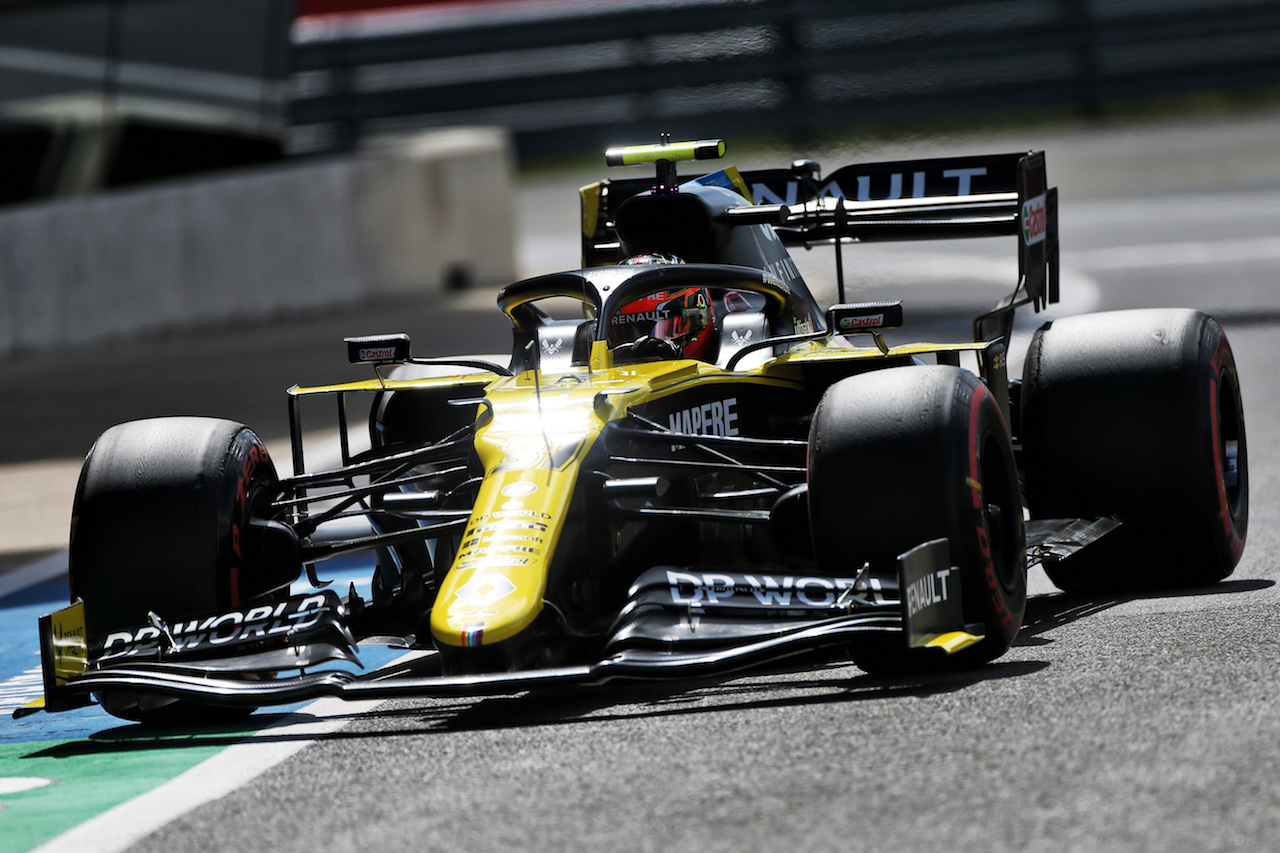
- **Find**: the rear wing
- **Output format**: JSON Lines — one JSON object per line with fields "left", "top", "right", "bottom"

{"left": 581, "top": 151, "right": 1059, "bottom": 318}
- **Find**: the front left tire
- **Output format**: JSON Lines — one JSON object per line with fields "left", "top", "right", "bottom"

{"left": 808, "top": 366, "right": 1027, "bottom": 673}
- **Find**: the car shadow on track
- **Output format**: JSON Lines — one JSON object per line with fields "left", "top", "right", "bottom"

{"left": 365, "top": 655, "right": 1052, "bottom": 735}
{"left": 28, "top": 655, "right": 1052, "bottom": 755}
{"left": 1014, "top": 577, "right": 1275, "bottom": 648}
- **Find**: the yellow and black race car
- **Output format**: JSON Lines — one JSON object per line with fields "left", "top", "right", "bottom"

{"left": 23, "top": 138, "right": 1248, "bottom": 723}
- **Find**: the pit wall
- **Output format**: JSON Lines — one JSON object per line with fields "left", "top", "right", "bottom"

{"left": 0, "top": 126, "right": 515, "bottom": 357}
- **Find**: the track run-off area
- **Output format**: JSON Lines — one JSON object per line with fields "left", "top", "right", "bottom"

{"left": 3, "top": 108, "right": 1280, "bottom": 852}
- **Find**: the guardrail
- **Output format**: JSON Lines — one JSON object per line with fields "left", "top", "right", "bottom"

{"left": 289, "top": 0, "right": 1280, "bottom": 158}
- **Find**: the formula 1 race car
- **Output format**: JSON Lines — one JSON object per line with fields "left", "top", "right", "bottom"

{"left": 23, "top": 137, "right": 1248, "bottom": 724}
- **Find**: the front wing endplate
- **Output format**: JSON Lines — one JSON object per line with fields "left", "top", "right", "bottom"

{"left": 899, "top": 538, "right": 984, "bottom": 653}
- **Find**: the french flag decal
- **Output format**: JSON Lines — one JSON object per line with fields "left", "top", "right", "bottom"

{"left": 462, "top": 623, "right": 486, "bottom": 647}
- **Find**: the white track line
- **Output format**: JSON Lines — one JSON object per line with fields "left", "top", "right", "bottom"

{"left": 32, "top": 694, "right": 388, "bottom": 853}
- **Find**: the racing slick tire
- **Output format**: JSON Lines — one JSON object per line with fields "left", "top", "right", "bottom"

{"left": 809, "top": 366, "right": 1027, "bottom": 674}
{"left": 70, "top": 417, "right": 288, "bottom": 723}
{"left": 1020, "top": 309, "right": 1248, "bottom": 592}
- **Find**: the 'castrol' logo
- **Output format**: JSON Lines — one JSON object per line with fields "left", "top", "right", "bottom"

{"left": 1021, "top": 193, "right": 1047, "bottom": 246}
{"left": 359, "top": 347, "right": 398, "bottom": 361}
{"left": 839, "top": 314, "right": 884, "bottom": 330}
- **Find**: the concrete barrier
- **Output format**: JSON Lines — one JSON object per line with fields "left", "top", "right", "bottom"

{"left": 0, "top": 126, "right": 515, "bottom": 357}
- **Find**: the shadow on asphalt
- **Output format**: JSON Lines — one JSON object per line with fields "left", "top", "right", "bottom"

{"left": 30, "top": 654, "right": 1051, "bottom": 756}
{"left": 400, "top": 658, "right": 1052, "bottom": 734}
{"left": 1016, "top": 577, "right": 1275, "bottom": 648}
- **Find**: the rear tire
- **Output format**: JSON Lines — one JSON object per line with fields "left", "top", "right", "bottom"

{"left": 70, "top": 417, "right": 286, "bottom": 722}
{"left": 809, "top": 366, "right": 1027, "bottom": 674}
{"left": 1020, "top": 309, "right": 1248, "bottom": 592}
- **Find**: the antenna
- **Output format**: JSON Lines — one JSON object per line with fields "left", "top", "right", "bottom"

{"left": 790, "top": 159, "right": 820, "bottom": 248}
{"left": 835, "top": 200, "right": 847, "bottom": 304}
{"left": 655, "top": 132, "right": 676, "bottom": 192}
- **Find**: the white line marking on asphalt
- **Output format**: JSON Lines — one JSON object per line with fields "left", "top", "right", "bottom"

{"left": 31, "top": 694, "right": 390, "bottom": 853}
{"left": 0, "top": 666, "right": 45, "bottom": 716}
{"left": 0, "top": 776, "right": 53, "bottom": 795}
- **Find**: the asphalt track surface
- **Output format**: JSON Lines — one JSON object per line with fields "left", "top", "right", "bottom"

{"left": 4, "top": 108, "right": 1280, "bottom": 852}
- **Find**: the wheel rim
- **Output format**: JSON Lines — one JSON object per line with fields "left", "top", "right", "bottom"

{"left": 981, "top": 432, "right": 1022, "bottom": 596}
{"left": 1217, "top": 371, "right": 1245, "bottom": 521}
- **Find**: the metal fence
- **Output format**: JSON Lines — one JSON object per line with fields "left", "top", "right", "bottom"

{"left": 289, "top": 0, "right": 1280, "bottom": 157}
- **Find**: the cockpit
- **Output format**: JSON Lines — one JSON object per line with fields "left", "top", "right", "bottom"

{"left": 499, "top": 262, "right": 794, "bottom": 373}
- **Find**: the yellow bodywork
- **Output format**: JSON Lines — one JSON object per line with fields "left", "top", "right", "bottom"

{"left": 47, "top": 600, "right": 89, "bottom": 686}
{"left": 910, "top": 630, "right": 985, "bottom": 654}
{"left": 292, "top": 334, "right": 993, "bottom": 651}
{"left": 19, "top": 599, "right": 91, "bottom": 716}
{"left": 431, "top": 368, "right": 607, "bottom": 647}
{"left": 428, "top": 357, "right": 798, "bottom": 648}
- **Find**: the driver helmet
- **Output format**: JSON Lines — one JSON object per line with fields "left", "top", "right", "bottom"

{"left": 609, "top": 253, "right": 718, "bottom": 361}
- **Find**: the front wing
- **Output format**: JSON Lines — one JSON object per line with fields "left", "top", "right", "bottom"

{"left": 19, "top": 539, "right": 978, "bottom": 717}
